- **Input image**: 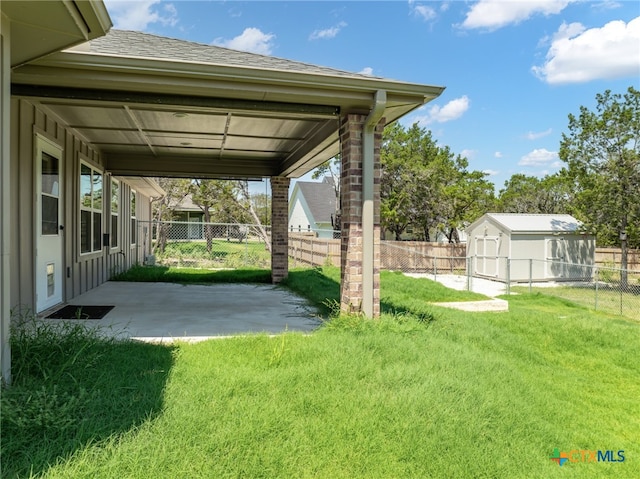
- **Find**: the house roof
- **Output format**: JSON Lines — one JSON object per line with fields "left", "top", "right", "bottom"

{"left": 171, "top": 194, "right": 202, "bottom": 212}
{"left": 292, "top": 178, "right": 336, "bottom": 224}
{"left": 85, "top": 30, "right": 378, "bottom": 80}
{"left": 12, "top": 29, "right": 444, "bottom": 180}
{"left": 472, "top": 213, "right": 583, "bottom": 234}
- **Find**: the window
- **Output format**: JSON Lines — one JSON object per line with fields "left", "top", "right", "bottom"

{"left": 111, "top": 179, "right": 119, "bottom": 249}
{"left": 41, "top": 152, "right": 60, "bottom": 235}
{"left": 130, "top": 190, "right": 137, "bottom": 245}
{"left": 80, "top": 162, "right": 103, "bottom": 254}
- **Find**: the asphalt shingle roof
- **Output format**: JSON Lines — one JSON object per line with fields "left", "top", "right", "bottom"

{"left": 87, "top": 30, "right": 381, "bottom": 79}
{"left": 296, "top": 178, "right": 336, "bottom": 224}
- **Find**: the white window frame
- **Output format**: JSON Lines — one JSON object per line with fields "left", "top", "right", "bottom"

{"left": 79, "top": 160, "right": 104, "bottom": 256}
{"left": 110, "top": 178, "right": 120, "bottom": 250}
{"left": 130, "top": 189, "right": 137, "bottom": 246}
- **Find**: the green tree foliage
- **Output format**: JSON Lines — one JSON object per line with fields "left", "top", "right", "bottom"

{"left": 381, "top": 122, "right": 494, "bottom": 242}
{"left": 560, "top": 86, "right": 640, "bottom": 280}
{"left": 190, "top": 180, "right": 239, "bottom": 251}
{"left": 496, "top": 173, "right": 573, "bottom": 214}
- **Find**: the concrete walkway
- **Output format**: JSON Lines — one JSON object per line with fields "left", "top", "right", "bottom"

{"left": 404, "top": 273, "right": 509, "bottom": 312}
{"left": 47, "top": 282, "right": 320, "bottom": 343}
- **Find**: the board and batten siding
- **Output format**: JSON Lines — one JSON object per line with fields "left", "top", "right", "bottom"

{"left": 10, "top": 99, "right": 152, "bottom": 312}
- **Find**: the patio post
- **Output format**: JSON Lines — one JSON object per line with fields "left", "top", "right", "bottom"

{"left": 270, "top": 176, "right": 289, "bottom": 283}
{"left": 339, "top": 111, "right": 384, "bottom": 318}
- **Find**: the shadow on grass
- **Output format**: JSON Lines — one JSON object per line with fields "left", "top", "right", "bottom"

{"left": 282, "top": 267, "right": 435, "bottom": 322}
{"left": 1, "top": 317, "right": 176, "bottom": 479}
{"left": 112, "top": 264, "right": 272, "bottom": 284}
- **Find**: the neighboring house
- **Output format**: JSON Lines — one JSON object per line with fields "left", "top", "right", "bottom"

{"left": 1, "top": 3, "right": 443, "bottom": 382}
{"left": 288, "top": 178, "right": 337, "bottom": 238}
{"left": 170, "top": 194, "right": 205, "bottom": 240}
{"left": 466, "top": 213, "right": 595, "bottom": 282}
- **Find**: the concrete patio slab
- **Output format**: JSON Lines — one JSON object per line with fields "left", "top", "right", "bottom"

{"left": 44, "top": 282, "right": 320, "bottom": 343}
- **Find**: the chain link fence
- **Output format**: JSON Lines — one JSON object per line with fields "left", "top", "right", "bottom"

{"left": 139, "top": 224, "right": 639, "bottom": 319}
{"left": 143, "top": 221, "right": 272, "bottom": 269}
{"left": 508, "top": 259, "right": 640, "bottom": 319}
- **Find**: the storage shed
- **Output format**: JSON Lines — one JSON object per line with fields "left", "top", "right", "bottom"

{"left": 465, "top": 213, "right": 595, "bottom": 282}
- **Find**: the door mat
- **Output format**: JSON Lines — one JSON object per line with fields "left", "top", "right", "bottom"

{"left": 45, "top": 305, "right": 114, "bottom": 320}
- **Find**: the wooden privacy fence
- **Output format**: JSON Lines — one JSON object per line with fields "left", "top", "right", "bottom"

{"left": 289, "top": 233, "right": 341, "bottom": 267}
{"left": 288, "top": 234, "right": 467, "bottom": 271}
{"left": 287, "top": 235, "right": 640, "bottom": 272}
{"left": 595, "top": 248, "right": 640, "bottom": 271}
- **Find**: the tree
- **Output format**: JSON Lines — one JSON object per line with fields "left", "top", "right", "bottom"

{"left": 496, "top": 173, "right": 572, "bottom": 214}
{"left": 152, "top": 178, "right": 190, "bottom": 253}
{"left": 559, "top": 86, "right": 640, "bottom": 285}
{"left": 190, "top": 179, "right": 237, "bottom": 252}
{"left": 381, "top": 122, "right": 494, "bottom": 241}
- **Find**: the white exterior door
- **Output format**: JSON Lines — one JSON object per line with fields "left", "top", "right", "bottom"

{"left": 545, "top": 238, "right": 566, "bottom": 279}
{"left": 36, "top": 136, "right": 64, "bottom": 312}
{"left": 475, "top": 236, "right": 499, "bottom": 277}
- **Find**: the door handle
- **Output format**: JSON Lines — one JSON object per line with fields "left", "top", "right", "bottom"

{"left": 59, "top": 225, "right": 65, "bottom": 231}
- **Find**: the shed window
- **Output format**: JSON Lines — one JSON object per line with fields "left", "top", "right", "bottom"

{"left": 80, "top": 162, "right": 103, "bottom": 254}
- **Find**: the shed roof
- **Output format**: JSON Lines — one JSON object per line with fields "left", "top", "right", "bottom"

{"left": 474, "top": 213, "right": 583, "bottom": 234}
{"left": 293, "top": 178, "right": 336, "bottom": 224}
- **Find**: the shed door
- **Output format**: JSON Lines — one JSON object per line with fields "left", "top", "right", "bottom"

{"left": 35, "top": 137, "right": 64, "bottom": 312}
{"left": 475, "top": 236, "right": 499, "bottom": 277}
{"left": 545, "top": 238, "right": 566, "bottom": 279}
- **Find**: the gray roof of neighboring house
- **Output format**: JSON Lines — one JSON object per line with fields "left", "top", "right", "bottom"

{"left": 87, "top": 30, "right": 381, "bottom": 79}
{"left": 295, "top": 178, "right": 336, "bottom": 224}
{"left": 171, "top": 194, "right": 202, "bottom": 212}
{"left": 482, "top": 213, "right": 583, "bottom": 233}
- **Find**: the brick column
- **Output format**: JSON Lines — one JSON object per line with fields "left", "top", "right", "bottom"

{"left": 270, "top": 176, "right": 290, "bottom": 284}
{"left": 339, "top": 114, "right": 383, "bottom": 317}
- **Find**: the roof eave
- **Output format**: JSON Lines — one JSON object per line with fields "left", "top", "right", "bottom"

{"left": 14, "top": 51, "right": 444, "bottom": 111}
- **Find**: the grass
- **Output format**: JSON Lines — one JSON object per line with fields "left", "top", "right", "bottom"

{"left": 512, "top": 283, "right": 640, "bottom": 320}
{"left": 112, "top": 264, "right": 272, "bottom": 284}
{"left": 155, "top": 240, "right": 270, "bottom": 269}
{"left": 3, "top": 269, "right": 639, "bottom": 478}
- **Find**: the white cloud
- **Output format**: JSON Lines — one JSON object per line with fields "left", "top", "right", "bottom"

{"left": 309, "top": 22, "right": 347, "bottom": 40}
{"left": 461, "top": 0, "right": 573, "bottom": 31}
{"left": 461, "top": 149, "right": 476, "bottom": 159}
{"left": 518, "top": 148, "right": 559, "bottom": 166}
{"left": 525, "top": 128, "right": 552, "bottom": 140}
{"left": 104, "top": 0, "right": 177, "bottom": 31}
{"left": 412, "top": 4, "right": 437, "bottom": 22}
{"left": 532, "top": 17, "right": 640, "bottom": 84}
{"left": 414, "top": 95, "right": 470, "bottom": 125}
{"left": 359, "top": 67, "right": 374, "bottom": 76}
{"left": 494, "top": 151, "right": 503, "bottom": 159}
{"left": 213, "top": 28, "right": 275, "bottom": 55}
{"left": 483, "top": 169, "right": 499, "bottom": 176}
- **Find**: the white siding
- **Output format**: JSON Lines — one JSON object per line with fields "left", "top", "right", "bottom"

{"left": 10, "top": 99, "right": 155, "bottom": 312}
{"left": 1, "top": 13, "right": 11, "bottom": 383}
{"left": 289, "top": 197, "right": 312, "bottom": 233}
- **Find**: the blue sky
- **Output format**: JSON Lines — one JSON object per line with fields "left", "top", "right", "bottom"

{"left": 103, "top": 0, "right": 640, "bottom": 193}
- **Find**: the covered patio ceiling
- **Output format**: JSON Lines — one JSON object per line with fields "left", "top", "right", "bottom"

{"left": 11, "top": 30, "right": 445, "bottom": 179}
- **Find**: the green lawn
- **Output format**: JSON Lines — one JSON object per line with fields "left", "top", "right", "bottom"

{"left": 2, "top": 268, "right": 639, "bottom": 478}
{"left": 512, "top": 283, "right": 640, "bottom": 320}
{"left": 154, "top": 239, "right": 271, "bottom": 269}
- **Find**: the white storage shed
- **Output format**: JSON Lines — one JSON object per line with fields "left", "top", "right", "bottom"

{"left": 466, "top": 213, "right": 595, "bottom": 282}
